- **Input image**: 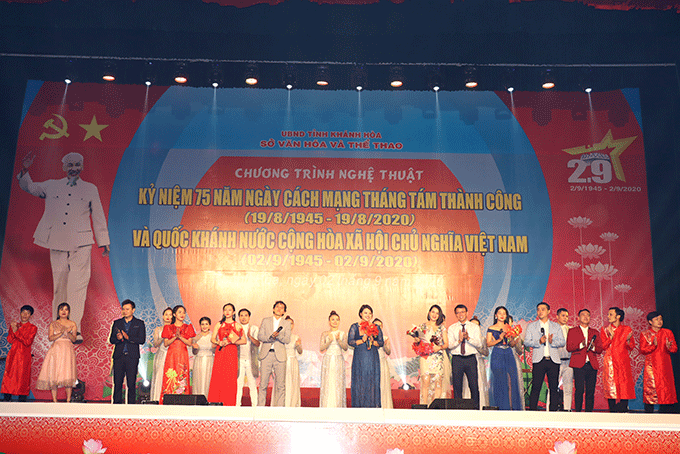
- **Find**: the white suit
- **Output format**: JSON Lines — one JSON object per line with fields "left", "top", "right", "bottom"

{"left": 18, "top": 172, "right": 110, "bottom": 328}
{"left": 236, "top": 323, "right": 260, "bottom": 406}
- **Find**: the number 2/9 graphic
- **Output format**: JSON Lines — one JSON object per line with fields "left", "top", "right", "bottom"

{"left": 567, "top": 159, "right": 612, "bottom": 184}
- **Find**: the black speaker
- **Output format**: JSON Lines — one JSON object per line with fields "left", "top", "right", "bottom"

{"left": 164, "top": 394, "right": 208, "bottom": 406}
{"left": 411, "top": 403, "right": 429, "bottom": 409}
{"left": 428, "top": 398, "right": 477, "bottom": 410}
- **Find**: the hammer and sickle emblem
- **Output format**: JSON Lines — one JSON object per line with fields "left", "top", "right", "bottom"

{"left": 39, "top": 114, "right": 70, "bottom": 141}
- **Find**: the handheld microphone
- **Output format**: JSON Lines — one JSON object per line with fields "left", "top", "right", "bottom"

{"left": 270, "top": 325, "right": 283, "bottom": 340}
{"left": 587, "top": 334, "right": 597, "bottom": 351}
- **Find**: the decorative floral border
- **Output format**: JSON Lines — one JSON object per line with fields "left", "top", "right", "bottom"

{"left": 0, "top": 415, "right": 678, "bottom": 454}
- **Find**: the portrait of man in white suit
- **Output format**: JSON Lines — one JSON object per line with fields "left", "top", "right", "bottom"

{"left": 257, "top": 300, "right": 291, "bottom": 406}
{"left": 18, "top": 152, "right": 110, "bottom": 340}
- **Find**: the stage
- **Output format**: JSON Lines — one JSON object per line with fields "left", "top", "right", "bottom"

{"left": 1, "top": 403, "right": 679, "bottom": 454}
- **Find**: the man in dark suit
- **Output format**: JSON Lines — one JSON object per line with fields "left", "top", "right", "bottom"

{"left": 566, "top": 308, "right": 603, "bottom": 412}
{"left": 257, "top": 301, "right": 291, "bottom": 406}
{"left": 109, "top": 299, "right": 146, "bottom": 404}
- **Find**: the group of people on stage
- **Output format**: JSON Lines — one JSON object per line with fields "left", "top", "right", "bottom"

{"left": 417, "top": 302, "right": 677, "bottom": 413}
{"left": 525, "top": 303, "right": 677, "bottom": 413}
{"left": 402, "top": 301, "right": 678, "bottom": 413}
{"left": 145, "top": 301, "right": 392, "bottom": 408}
{"left": 1, "top": 299, "right": 677, "bottom": 413}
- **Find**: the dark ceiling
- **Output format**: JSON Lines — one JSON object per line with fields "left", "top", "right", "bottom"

{"left": 2, "top": 0, "right": 679, "bottom": 92}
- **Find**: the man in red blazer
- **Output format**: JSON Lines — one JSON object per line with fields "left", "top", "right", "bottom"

{"left": 567, "top": 309, "right": 604, "bottom": 412}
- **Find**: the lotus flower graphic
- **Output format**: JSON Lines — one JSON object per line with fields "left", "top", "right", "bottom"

{"left": 82, "top": 439, "right": 107, "bottom": 454}
{"left": 600, "top": 232, "right": 620, "bottom": 295}
{"left": 549, "top": 440, "right": 576, "bottom": 454}
{"left": 583, "top": 262, "right": 618, "bottom": 318}
{"left": 568, "top": 217, "right": 593, "bottom": 304}
{"left": 583, "top": 262, "right": 617, "bottom": 281}
{"left": 564, "top": 262, "right": 581, "bottom": 308}
{"left": 575, "top": 243, "right": 606, "bottom": 260}
{"left": 624, "top": 306, "right": 644, "bottom": 320}
{"left": 568, "top": 216, "right": 593, "bottom": 230}
{"left": 615, "top": 283, "right": 632, "bottom": 305}
{"left": 600, "top": 232, "right": 619, "bottom": 242}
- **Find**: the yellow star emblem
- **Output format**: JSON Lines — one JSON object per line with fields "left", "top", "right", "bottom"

{"left": 562, "top": 130, "right": 637, "bottom": 182}
{"left": 79, "top": 115, "right": 109, "bottom": 142}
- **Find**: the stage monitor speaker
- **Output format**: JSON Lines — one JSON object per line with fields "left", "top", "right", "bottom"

{"left": 428, "top": 398, "right": 477, "bottom": 410}
{"left": 164, "top": 394, "right": 208, "bottom": 406}
{"left": 411, "top": 404, "right": 428, "bottom": 409}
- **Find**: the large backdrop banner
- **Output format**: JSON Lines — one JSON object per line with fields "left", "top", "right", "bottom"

{"left": 0, "top": 81, "right": 654, "bottom": 406}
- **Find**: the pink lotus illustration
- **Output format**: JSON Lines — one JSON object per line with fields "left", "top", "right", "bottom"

{"left": 564, "top": 262, "right": 581, "bottom": 308}
{"left": 568, "top": 216, "right": 593, "bottom": 230}
{"left": 583, "top": 262, "right": 618, "bottom": 318}
{"left": 568, "top": 217, "right": 593, "bottom": 246}
{"left": 624, "top": 306, "right": 644, "bottom": 320}
{"left": 82, "top": 439, "right": 107, "bottom": 454}
{"left": 624, "top": 306, "right": 647, "bottom": 338}
{"left": 600, "top": 232, "right": 620, "bottom": 295}
{"left": 599, "top": 232, "right": 619, "bottom": 242}
{"left": 549, "top": 440, "right": 576, "bottom": 454}
{"left": 568, "top": 217, "right": 593, "bottom": 305}
{"left": 575, "top": 243, "right": 606, "bottom": 260}
{"left": 615, "top": 283, "right": 632, "bottom": 305}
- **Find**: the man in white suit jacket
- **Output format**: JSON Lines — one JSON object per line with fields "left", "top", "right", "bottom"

{"left": 525, "top": 302, "right": 566, "bottom": 411}
{"left": 257, "top": 301, "right": 291, "bottom": 406}
{"left": 237, "top": 308, "right": 260, "bottom": 406}
{"left": 18, "top": 152, "right": 110, "bottom": 336}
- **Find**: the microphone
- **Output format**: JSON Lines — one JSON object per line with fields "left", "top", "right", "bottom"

{"left": 270, "top": 325, "right": 283, "bottom": 340}
{"left": 587, "top": 334, "right": 597, "bottom": 351}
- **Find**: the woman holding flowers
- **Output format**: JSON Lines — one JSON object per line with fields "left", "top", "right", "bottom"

{"left": 207, "top": 303, "right": 245, "bottom": 406}
{"left": 408, "top": 305, "right": 449, "bottom": 405}
{"left": 348, "top": 304, "right": 384, "bottom": 407}
{"left": 160, "top": 305, "right": 195, "bottom": 404}
{"left": 486, "top": 306, "right": 524, "bottom": 410}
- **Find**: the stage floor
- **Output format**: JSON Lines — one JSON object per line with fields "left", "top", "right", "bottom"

{"left": 2, "top": 403, "right": 680, "bottom": 454}
{"left": 0, "top": 402, "right": 680, "bottom": 454}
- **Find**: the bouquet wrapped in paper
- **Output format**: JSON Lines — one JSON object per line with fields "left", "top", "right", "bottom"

{"left": 506, "top": 324, "right": 522, "bottom": 338}
{"left": 406, "top": 325, "right": 420, "bottom": 338}
{"left": 360, "top": 321, "right": 380, "bottom": 349}
{"left": 412, "top": 340, "right": 434, "bottom": 358}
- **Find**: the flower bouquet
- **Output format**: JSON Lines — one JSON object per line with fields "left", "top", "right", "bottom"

{"left": 506, "top": 324, "right": 522, "bottom": 338}
{"left": 412, "top": 340, "right": 434, "bottom": 358}
{"left": 360, "top": 320, "right": 380, "bottom": 349}
{"left": 406, "top": 325, "right": 420, "bottom": 338}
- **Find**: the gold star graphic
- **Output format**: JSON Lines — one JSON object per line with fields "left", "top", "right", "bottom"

{"left": 562, "top": 130, "right": 637, "bottom": 182}
{"left": 79, "top": 115, "right": 109, "bottom": 142}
